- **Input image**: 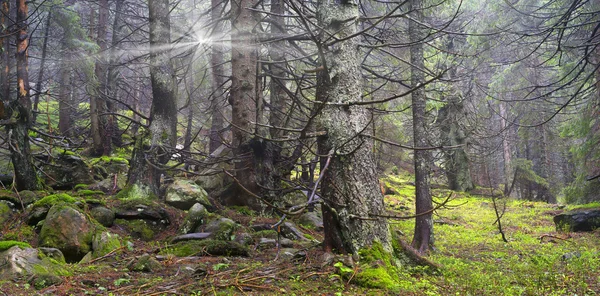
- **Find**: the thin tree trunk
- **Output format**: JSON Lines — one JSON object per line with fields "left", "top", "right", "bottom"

{"left": 32, "top": 11, "right": 51, "bottom": 123}
{"left": 90, "top": 0, "right": 109, "bottom": 156}
{"left": 499, "top": 102, "right": 512, "bottom": 195}
{"left": 106, "top": 0, "right": 125, "bottom": 148}
{"left": 208, "top": 0, "right": 226, "bottom": 153}
{"left": 57, "top": 42, "right": 72, "bottom": 136}
{"left": 409, "top": 0, "right": 434, "bottom": 254}
{"left": 9, "top": 0, "right": 41, "bottom": 191}
{"left": 0, "top": 0, "right": 10, "bottom": 116}
{"left": 317, "top": 1, "right": 391, "bottom": 255}
{"left": 126, "top": 0, "right": 178, "bottom": 197}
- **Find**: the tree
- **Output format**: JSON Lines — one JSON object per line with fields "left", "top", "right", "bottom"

{"left": 125, "top": 0, "right": 178, "bottom": 197}
{"left": 8, "top": 0, "right": 42, "bottom": 190}
{"left": 90, "top": 0, "right": 110, "bottom": 156}
{"left": 409, "top": 0, "right": 434, "bottom": 254}
{"left": 208, "top": 0, "right": 227, "bottom": 154}
{"left": 316, "top": 0, "right": 391, "bottom": 254}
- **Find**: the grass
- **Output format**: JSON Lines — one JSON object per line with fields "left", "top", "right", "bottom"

{"left": 389, "top": 192, "right": 600, "bottom": 295}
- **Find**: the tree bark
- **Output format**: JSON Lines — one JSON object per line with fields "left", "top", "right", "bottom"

{"left": 316, "top": 1, "right": 391, "bottom": 255}
{"left": 126, "top": 0, "right": 178, "bottom": 197}
{"left": 8, "top": 0, "right": 41, "bottom": 191}
{"left": 409, "top": 0, "right": 434, "bottom": 254}
{"left": 57, "top": 42, "right": 72, "bottom": 136}
{"left": 90, "top": 0, "right": 110, "bottom": 156}
{"left": 106, "top": 0, "right": 125, "bottom": 148}
{"left": 229, "top": 0, "right": 261, "bottom": 209}
{"left": 499, "top": 102, "right": 512, "bottom": 195}
{"left": 0, "top": 0, "right": 10, "bottom": 117}
{"left": 208, "top": 0, "right": 226, "bottom": 154}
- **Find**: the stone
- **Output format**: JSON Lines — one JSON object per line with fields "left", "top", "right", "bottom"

{"left": 280, "top": 222, "right": 309, "bottom": 241}
{"left": 202, "top": 217, "right": 238, "bottom": 241}
{"left": 0, "top": 201, "right": 11, "bottom": 225}
{"left": 90, "top": 206, "right": 115, "bottom": 227}
{"left": 17, "top": 190, "right": 38, "bottom": 206}
{"left": 256, "top": 237, "right": 294, "bottom": 249}
{"left": 43, "top": 154, "right": 94, "bottom": 190}
{"left": 180, "top": 203, "right": 208, "bottom": 234}
{"left": 170, "top": 233, "right": 212, "bottom": 244}
{"left": 92, "top": 231, "right": 122, "bottom": 258}
{"left": 194, "top": 173, "right": 225, "bottom": 193}
{"left": 165, "top": 179, "right": 211, "bottom": 210}
{"left": 554, "top": 209, "right": 600, "bottom": 232}
{"left": 89, "top": 176, "right": 127, "bottom": 194}
{"left": 234, "top": 232, "right": 254, "bottom": 246}
{"left": 278, "top": 248, "right": 305, "bottom": 261}
{"left": 39, "top": 204, "right": 95, "bottom": 262}
{"left": 128, "top": 254, "right": 161, "bottom": 272}
{"left": 38, "top": 248, "right": 65, "bottom": 263}
{"left": 115, "top": 204, "right": 169, "bottom": 224}
{"left": 0, "top": 246, "right": 71, "bottom": 279}
{"left": 297, "top": 211, "right": 324, "bottom": 231}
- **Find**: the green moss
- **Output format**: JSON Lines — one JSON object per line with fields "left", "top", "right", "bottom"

{"left": 3, "top": 225, "right": 34, "bottom": 241}
{"left": 32, "top": 193, "right": 79, "bottom": 208}
{"left": 93, "top": 232, "right": 122, "bottom": 258}
{"left": 116, "top": 184, "right": 156, "bottom": 201}
{"left": 74, "top": 184, "right": 89, "bottom": 191}
{"left": 230, "top": 206, "right": 255, "bottom": 216}
{"left": 0, "top": 240, "right": 31, "bottom": 251}
{"left": 352, "top": 241, "right": 401, "bottom": 292}
{"left": 56, "top": 149, "right": 77, "bottom": 156}
{"left": 115, "top": 219, "right": 154, "bottom": 241}
{"left": 77, "top": 190, "right": 105, "bottom": 196}
{"left": 252, "top": 230, "right": 278, "bottom": 239}
{"left": 90, "top": 156, "right": 129, "bottom": 166}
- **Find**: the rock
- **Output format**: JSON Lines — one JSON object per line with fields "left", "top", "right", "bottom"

{"left": 180, "top": 203, "right": 208, "bottom": 234}
{"left": 297, "top": 211, "right": 324, "bottom": 231}
{"left": 30, "top": 273, "right": 64, "bottom": 289}
{"left": 39, "top": 204, "right": 95, "bottom": 262}
{"left": 17, "top": 190, "right": 38, "bottom": 206}
{"left": 0, "top": 201, "right": 11, "bottom": 225}
{"left": 202, "top": 218, "right": 238, "bottom": 241}
{"left": 114, "top": 219, "right": 157, "bottom": 241}
{"left": 278, "top": 248, "right": 305, "bottom": 261}
{"left": 27, "top": 206, "right": 48, "bottom": 226}
{"left": 43, "top": 153, "right": 94, "bottom": 190}
{"left": 115, "top": 204, "right": 170, "bottom": 223}
{"left": 89, "top": 176, "right": 127, "bottom": 194}
{"left": 38, "top": 248, "right": 65, "bottom": 263}
{"left": 168, "top": 240, "right": 249, "bottom": 257}
{"left": 27, "top": 193, "right": 81, "bottom": 226}
{"left": 165, "top": 179, "right": 211, "bottom": 210}
{"left": 279, "top": 190, "right": 307, "bottom": 208}
{"left": 554, "top": 209, "right": 600, "bottom": 232}
{"left": 257, "top": 237, "right": 294, "bottom": 249}
{"left": 194, "top": 173, "right": 225, "bottom": 193}
{"left": 280, "top": 222, "right": 309, "bottom": 241}
{"left": 0, "top": 246, "right": 70, "bottom": 279}
{"left": 234, "top": 232, "right": 254, "bottom": 246}
{"left": 171, "top": 233, "right": 212, "bottom": 244}
{"left": 128, "top": 254, "right": 161, "bottom": 272}
{"left": 90, "top": 206, "right": 115, "bottom": 227}
{"left": 92, "top": 231, "right": 122, "bottom": 258}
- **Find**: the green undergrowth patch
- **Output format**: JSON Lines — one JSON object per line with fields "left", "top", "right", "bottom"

{"left": 390, "top": 194, "right": 600, "bottom": 295}
{"left": 32, "top": 193, "right": 81, "bottom": 208}
{"left": 0, "top": 240, "right": 31, "bottom": 251}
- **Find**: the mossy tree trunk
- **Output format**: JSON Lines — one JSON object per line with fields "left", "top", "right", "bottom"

{"left": 58, "top": 42, "right": 72, "bottom": 137}
{"left": 409, "top": 0, "right": 434, "bottom": 254}
{"left": 9, "top": 0, "right": 42, "bottom": 191}
{"left": 316, "top": 1, "right": 391, "bottom": 255}
{"left": 229, "top": 0, "right": 263, "bottom": 209}
{"left": 90, "top": 0, "right": 110, "bottom": 156}
{"left": 208, "top": 0, "right": 226, "bottom": 154}
{"left": 106, "top": 0, "right": 125, "bottom": 148}
{"left": 437, "top": 38, "right": 474, "bottom": 192}
{"left": 125, "top": 0, "right": 177, "bottom": 197}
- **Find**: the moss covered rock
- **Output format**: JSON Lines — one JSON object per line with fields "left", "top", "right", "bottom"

{"left": 0, "top": 246, "right": 71, "bottom": 280}
{"left": 165, "top": 179, "right": 211, "bottom": 210}
{"left": 43, "top": 153, "right": 94, "bottom": 190}
{"left": 27, "top": 193, "right": 82, "bottom": 226}
{"left": 127, "top": 254, "right": 161, "bottom": 272}
{"left": 203, "top": 217, "right": 238, "bottom": 241}
{"left": 0, "top": 201, "right": 11, "bottom": 225}
{"left": 39, "top": 203, "right": 96, "bottom": 262}
{"left": 114, "top": 219, "right": 156, "bottom": 241}
{"left": 180, "top": 203, "right": 208, "bottom": 234}
{"left": 90, "top": 206, "right": 115, "bottom": 227}
{"left": 92, "top": 231, "right": 122, "bottom": 258}
{"left": 0, "top": 240, "right": 32, "bottom": 251}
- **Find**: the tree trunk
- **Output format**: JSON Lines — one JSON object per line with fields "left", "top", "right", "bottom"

{"left": 8, "top": 0, "right": 41, "bottom": 191}
{"left": 90, "top": 0, "right": 110, "bottom": 156}
{"left": 208, "top": 0, "right": 226, "bottom": 154}
{"left": 499, "top": 102, "right": 512, "bottom": 195}
{"left": 125, "top": 0, "right": 178, "bottom": 197}
{"left": 229, "top": 0, "right": 261, "bottom": 209}
{"left": 316, "top": 1, "right": 391, "bottom": 255}
{"left": 57, "top": 43, "right": 72, "bottom": 137}
{"left": 106, "top": 0, "right": 125, "bottom": 148}
{"left": 409, "top": 0, "right": 434, "bottom": 254}
{"left": 0, "top": 0, "right": 10, "bottom": 117}
{"left": 32, "top": 11, "right": 51, "bottom": 123}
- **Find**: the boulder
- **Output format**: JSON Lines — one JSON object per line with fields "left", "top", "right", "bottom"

{"left": 180, "top": 203, "right": 208, "bottom": 234}
{"left": 43, "top": 153, "right": 94, "bottom": 190}
{"left": 90, "top": 206, "right": 115, "bottom": 227}
{"left": 0, "top": 246, "right": 70, "bottom": 280}
{"left": 297, "top": 211, "right": 324, "bottom": 231}
{"left": 202, "top": 217, "right": 238, "bottom": 241}
{"left": 166, "top": 179, "right": 211, "bottom": 210}
{"left": 127, "top": 254, "right": 161, "bottom": 272}
{"left": 92, "top": 231, "right": 122, "bottom": 258}
{"left": 0, "top": 201, "right": 11, "bottom": 225}
{"left": 554, "top": 209, "right": 600, "bottom": 232}
{"left": 194, "top": 173, "right": 225, "bottom": 193}
{"left": 280, "top": 222, "right": 309, "bottom": 241}
{"left": 39, "top": 203, "right": 95, "bottom": 262}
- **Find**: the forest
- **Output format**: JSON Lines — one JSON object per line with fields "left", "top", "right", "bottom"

{"left": 0, "top": 0, "right": 599, "bottom": 294}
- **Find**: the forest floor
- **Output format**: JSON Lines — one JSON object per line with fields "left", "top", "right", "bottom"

{"left": 2, "top": 173, "right": 600, "bottom": 295}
